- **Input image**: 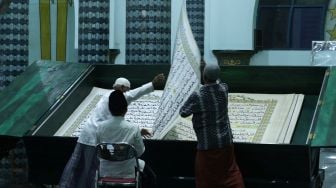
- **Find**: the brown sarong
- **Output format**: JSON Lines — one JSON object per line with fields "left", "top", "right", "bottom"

{"left": 195, "top": 145, "right": 245, "bottom": 188}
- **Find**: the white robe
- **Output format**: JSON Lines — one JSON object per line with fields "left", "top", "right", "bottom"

{"left": 78, "top": 82, "right": 154, "bottom": 146}
{"left": 96, "top": 116, "right": 145, "bottom": 178}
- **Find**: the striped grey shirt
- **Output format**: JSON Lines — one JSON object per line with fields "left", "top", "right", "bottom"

{"left": 180, "top": 82, "right": 233, "bottom": 150}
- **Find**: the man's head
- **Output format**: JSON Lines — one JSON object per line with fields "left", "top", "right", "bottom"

{"left": 108, "top": 90, "right": 128, "bottom": 116}
{"left": 203, "top": 63, "right": 220, "bottom": 83}
{"left": 113, "top": 77, "right": 131, "bottom": 92}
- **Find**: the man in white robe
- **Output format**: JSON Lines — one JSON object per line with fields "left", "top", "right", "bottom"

{"left": 59, "top": 74, "right": 165, "bottom": 188}
{"left": 78, "top": 74, "right": 165, "bottom": 146}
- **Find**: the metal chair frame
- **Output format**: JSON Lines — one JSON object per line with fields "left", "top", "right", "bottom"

{"left": 96, "top": 142, "right": 142, "bottom": 188}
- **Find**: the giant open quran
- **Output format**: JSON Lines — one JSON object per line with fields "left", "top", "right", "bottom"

{"left": 55, "top": 87, "right": 304, "bottom": 144}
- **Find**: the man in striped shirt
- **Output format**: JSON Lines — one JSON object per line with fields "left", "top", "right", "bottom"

{"left": 180, "top": 63, "right": 245, "bottom": 188}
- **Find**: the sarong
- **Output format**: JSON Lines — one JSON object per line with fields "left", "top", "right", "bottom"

{"left": 195, "top": 145, "right": 245, "bottom": 188}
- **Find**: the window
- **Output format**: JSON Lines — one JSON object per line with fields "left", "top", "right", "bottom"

{"left": 257, "top": 0, "right": 328, "bottom": 50}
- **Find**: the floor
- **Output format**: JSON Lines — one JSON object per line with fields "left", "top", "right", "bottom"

{"left": 0, "top": 143, "right": 335, "bottom": 188}
{"left": 320, "top": 148, "right": 336, "bottom": 188}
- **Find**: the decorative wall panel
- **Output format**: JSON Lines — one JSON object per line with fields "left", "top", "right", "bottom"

{"left": 186, "top": 0, "right": 204, "bottom": 55}
{"left": 78, "top": 0, "right": 109, "bottom": 64}
{"left": 126, "top": 0, "right": 171, "bottom": 64}
{"left": 0, "top": 0, "right": 29, "bottom": 90}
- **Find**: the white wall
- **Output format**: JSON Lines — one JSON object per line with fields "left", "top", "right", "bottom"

{"left": 74, "top": 0, "right": 78, "bottom": 49}
{"left": 250, "top": 51, "right": 312, "bottom": 66}
{"left": 111, "top": 0, "right": 126, "bottom": 64}
{"left": 28, "top": 0, "right": 41, "bottom": 65}
{"left": 208, "top": 0, "right": 257, "bottom": 50}
{"left": 204, "top": 0, "right": 259, "bottom": 65}
{"left": 66, "top": 2, "right": 76, "bottom": 63}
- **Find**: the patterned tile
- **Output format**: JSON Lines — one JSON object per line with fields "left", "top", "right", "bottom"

{"left": 0, "top": 140, "right": 28, "bottom": 186}
{"left": 126, "top": 0, "right": 171, "bottom": 64}
{"left": 78, "top": 0, "right": 109, "bottom": 64}
{"left": 0, "top": 0, "right": 28, "bottom": 90}
{"left": 186, "top": 0, "right": 204, "bottom": 55}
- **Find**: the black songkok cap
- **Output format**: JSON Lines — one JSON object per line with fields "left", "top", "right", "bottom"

{"left": 108, "top": 90, "right": 127, "bottom": 116}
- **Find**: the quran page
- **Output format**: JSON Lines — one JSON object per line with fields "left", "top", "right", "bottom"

{"left": 161, "top": 93, "right": 304, "bottom": 144}
{"left": 54, "top": 87, "right": 111, "bottom": 137}
{"left": 228, "top": 93, "right": 304, "bottom": 144}
{"left": 54, "top": 88, "right": 162, "bottom": 137}
{"left": 274, "top": 94, "right": 304, "bottom": 143}
{"left": 125, "top": 90, "right": 163, "bottom": 131}
{"left": 151, "top": 0, "right": 201, "bottom": 139}
{"left": 55, "top": 86, "right": 304, "bottom": 144}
